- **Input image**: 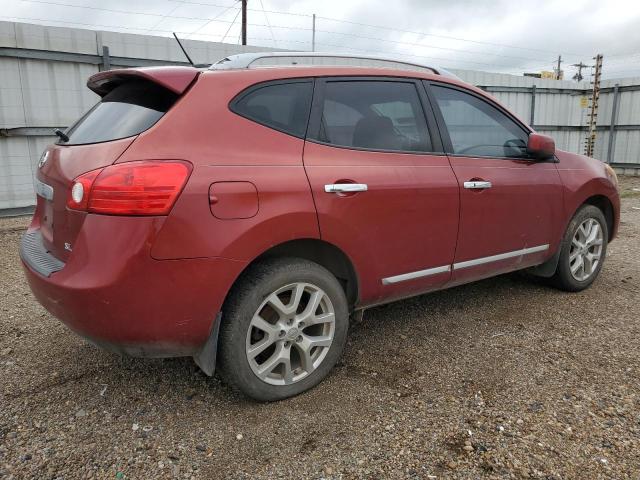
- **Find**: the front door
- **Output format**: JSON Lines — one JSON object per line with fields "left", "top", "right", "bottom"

{"left": 303, "top": 78, "right": 460, "bottom": 305}
{"left": 427, "top": 82, "right": 563, "bottom": 285}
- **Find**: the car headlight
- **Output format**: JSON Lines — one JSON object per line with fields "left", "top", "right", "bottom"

{"left": 604, "top": 163, "right": 618, "bottom": 189}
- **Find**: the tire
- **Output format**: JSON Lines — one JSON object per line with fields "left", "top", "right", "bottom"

{"left": 218, "top": 257, "right": 349, "bottom": 401}
{"left": 549, "top": 204, "right": 608, "bottom": 292}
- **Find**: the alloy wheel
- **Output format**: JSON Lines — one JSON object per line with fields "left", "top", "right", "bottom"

{"left": 245, "top": 282, "right": 336, "bottom": 386}
{"left": 569, "top": 218, "right": 604, "bottom": 281}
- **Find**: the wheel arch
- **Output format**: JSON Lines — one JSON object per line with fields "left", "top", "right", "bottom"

{"left": 245, "top": 238, "right": 360, "bottom": 310}
{"left": 582, "top": 194, "right": 614, "bottom": 241}
{"left": 527, "top": 193, "right": 614, "bottom": 279}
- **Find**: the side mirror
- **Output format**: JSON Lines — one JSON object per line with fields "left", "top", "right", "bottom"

{"left": 527, "top": 133, "right": 555, "bottom": 160}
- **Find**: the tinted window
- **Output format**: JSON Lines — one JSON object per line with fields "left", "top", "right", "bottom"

{"left": 63, "top": 80, "right": 178, "bottom": 145}
{"left": 232, "top": 81, "right": 312, "bottom": 138}
{"left": 431, "top": 85, "right": 529, "bottom": 158}
{"left": 318, "top": 81, "right": 431, "bottom": 152}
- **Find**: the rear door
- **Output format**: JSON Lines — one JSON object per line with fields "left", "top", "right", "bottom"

{"left": 426, "top": 82, "right": 563, "bottom": 285}
{"left": 303, "top": 77, "right": 460, "bottom": 305}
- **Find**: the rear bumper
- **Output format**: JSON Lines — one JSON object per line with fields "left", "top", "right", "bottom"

{"left": 20, "top": 215, "right": 245, "bottom": 357}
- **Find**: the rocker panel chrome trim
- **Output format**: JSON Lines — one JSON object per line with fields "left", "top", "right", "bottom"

{"left": 453, "top": 244, "right": 550, "bottom": 270}
{"left": 381, "top": 244, "right": 550, "bottom": 284}
{"left": 381, "top": 265, "right": 451, "bottom": 285}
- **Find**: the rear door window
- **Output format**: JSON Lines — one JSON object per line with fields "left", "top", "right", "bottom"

{"left": 62, "top": 80, "right": 178, "bottom": 145}
{"left": 315, "top": 80, "right": 432, "bottom": 153}
{"left": 231, "top": 81, "right": 313, "bottom": 138}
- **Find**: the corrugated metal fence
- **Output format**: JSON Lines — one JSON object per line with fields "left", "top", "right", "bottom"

{"left": 1, "top": 20, "right": 639, "bottom": 212}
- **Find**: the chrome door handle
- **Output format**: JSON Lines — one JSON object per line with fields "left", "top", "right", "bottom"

{"left": 463, "top": 180, "right": 492, "bottom": 189}
{"left": 324, "top": 183, "right": 368, "bottom": 193}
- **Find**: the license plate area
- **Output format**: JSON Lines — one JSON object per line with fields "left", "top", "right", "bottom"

{"left": 35, "top": 179, "right": 55, "bottom": 242}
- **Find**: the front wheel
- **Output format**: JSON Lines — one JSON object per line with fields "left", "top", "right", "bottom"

{"left": 218, "top": 257, "right": 349, "bottom": 401}
{"left": 550, "top": 204, "right": 608, "bottom": 292}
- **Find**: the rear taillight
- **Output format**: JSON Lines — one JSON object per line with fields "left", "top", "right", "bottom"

{"left": 67, "top": 161, "right": 191, "bottom": 215}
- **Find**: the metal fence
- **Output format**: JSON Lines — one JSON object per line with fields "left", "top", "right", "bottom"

{"left": 1, "top": 20, "right": 639, "bottom": 212}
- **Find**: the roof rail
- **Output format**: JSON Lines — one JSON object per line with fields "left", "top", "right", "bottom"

{"left": 209, "top": 51, "right": 461, "bottom": 80}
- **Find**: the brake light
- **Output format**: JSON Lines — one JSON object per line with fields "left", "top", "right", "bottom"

{"left": 67, "top": 161, "right": 191, "bottom": 215}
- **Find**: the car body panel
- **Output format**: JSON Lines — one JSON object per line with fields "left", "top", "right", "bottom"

{"left": 22, "top": 214, "right": 244, "bottom": 354}
{"left": 303, "top": 141, "right": 459, "bottom": 305}
{"left": 447, "top": 156, "right": 564, "bottom": 285}
{"left": 150, "top": 165, "right": 319, "bottom": 260}
{"left": 554, "top": 149, "right": 620, "bottom": 239}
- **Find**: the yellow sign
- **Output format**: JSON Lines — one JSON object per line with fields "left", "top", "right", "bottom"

{"left": 540, "top": 71, "right": 556, "bottom": 79}
{"left": 580, "top": 96, "right": 589, "bottom": 108}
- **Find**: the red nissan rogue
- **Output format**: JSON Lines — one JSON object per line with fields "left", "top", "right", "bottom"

{"left": 21, "top": 53, "right": 620, "bottom": 401}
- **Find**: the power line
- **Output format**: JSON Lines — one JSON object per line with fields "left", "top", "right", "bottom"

{"left": 186, "top": 1, "right": 238, "bottom": 38}
{"left": 221, "top": 7, "right": 241, "bottom": 43}
{"left": 14, "top": 0, "right": 559, "bottom": 65}
{"left": 308, "top": 28, "right": 554, "bottom": 63}
{"left": 17, "top": 0, "right": 589, "bottom": 60}
{"left": 0, "top": 12, "right": 557, "bottom": 72}
{"left": 8, "top": 3, "right": 633, "bottom": 76}
{"left": 258, "top": 0, "right": 277, "bottom": 48}
{"left": 144, "top": 3, "right": 182, "bottom": 33}
{"left": 314, "top": 15, "right": 588, "bottom": 57}
{"left": 18, "top": 0, "right": 214, "bottom": 21}
{"left": 171, "top": 0, "right": 588, "bottom": 57}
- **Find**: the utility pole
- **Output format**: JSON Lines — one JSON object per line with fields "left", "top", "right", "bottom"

{"left": 312, "top": 14, "right": 316, "bottom": 52}
{"left": 572, "top": 61, "right": 588, "bottom": 82}
{"left": 241, "top": 0, "right": 247, "bottom": 46}
{"left": 584, "top": 54, "right": 604, "bottom": 158}
{"left": 555, "top": 55, "right": 563, "bottom": 80}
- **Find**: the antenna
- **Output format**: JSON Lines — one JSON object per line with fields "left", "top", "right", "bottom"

{"left": 173, "top": 32, "right": 195, "bottom": 67}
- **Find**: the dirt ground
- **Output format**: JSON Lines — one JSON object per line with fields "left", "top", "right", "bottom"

{"left": 1, "top": 177, "right": 639, "bottom": 480}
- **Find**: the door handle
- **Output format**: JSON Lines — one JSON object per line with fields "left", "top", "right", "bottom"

{"left": 463, "top": 180, "right": 492, "bottom": 189}
{"left": 324, "top": 183, "right": 368, "bottom": 193}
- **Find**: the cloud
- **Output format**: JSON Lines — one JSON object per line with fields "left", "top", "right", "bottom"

{"left": 3, "top": 0, "right": 640, "bottom": 78}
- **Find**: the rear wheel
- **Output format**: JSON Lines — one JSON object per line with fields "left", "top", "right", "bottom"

{"left": 549, "top": 204, "right": 608, "bottom": 292}
{"left": 218, "top": 258, "right": 349, "bottom": 401}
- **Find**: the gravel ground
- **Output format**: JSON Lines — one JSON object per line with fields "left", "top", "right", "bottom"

{"left": 1, "top": 177, "right": 639, "bottom": 479}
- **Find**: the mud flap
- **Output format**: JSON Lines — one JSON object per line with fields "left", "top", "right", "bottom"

{"left": 193, "top": 312, "right": 222, "bottom": 376}
{"left": 526, "top": 246, "right": 561, "bottom": 278}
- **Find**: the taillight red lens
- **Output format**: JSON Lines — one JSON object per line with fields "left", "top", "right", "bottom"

{"left": 67, "top": 161, "right": 191, "bottom": 215}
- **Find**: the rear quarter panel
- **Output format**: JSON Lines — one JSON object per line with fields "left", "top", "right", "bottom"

{"left": 116, "top": 71, "right": 320, "bottom": 261}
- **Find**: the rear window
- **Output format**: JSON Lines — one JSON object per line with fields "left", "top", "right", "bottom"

{"left": 61, "top": 80, "right": 178, "bottom": 145}
{"left": 230, "top": 81, "right": 313, "bottom": 138}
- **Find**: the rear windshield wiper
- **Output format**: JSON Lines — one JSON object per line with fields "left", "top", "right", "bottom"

{"left": 54, "top": 128, "right": 69, "bottom": 143}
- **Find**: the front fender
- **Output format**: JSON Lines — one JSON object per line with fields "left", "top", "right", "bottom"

{"left": 555, "top": 151, "right": 620, "bottom": 239}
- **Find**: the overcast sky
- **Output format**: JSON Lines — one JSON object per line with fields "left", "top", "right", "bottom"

{"left": 2, "top": 0, "right": 640, "bottom": 79}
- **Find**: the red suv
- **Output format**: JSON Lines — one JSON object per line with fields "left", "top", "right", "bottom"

{"left": 21, "top": 53, "right": 620, "bottom": 401}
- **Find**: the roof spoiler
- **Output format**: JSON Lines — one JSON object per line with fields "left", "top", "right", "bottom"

{"left": 87, "top": 66, "right": 200, "bottom": 97}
